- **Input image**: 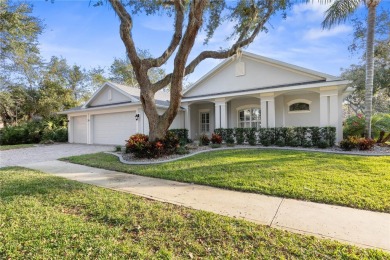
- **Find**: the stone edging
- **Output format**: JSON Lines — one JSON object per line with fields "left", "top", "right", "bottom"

{"left": 106, "top": 146, "right": 389, "bottom": 165}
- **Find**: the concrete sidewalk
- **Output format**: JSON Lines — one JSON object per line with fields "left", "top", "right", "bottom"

{"left": 23, "top": 160, "right": 390, "bottom": 252}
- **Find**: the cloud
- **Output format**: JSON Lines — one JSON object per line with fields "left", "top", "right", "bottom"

{"left": 288, "top": 1, "right": 333, "bottom": 23}
{"left": 304, "top": 24, "right": 352, "bottom": 40}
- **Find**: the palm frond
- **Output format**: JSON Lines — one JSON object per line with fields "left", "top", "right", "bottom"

{"left": 322, "top": 0, "right": 362, "bottom": 29}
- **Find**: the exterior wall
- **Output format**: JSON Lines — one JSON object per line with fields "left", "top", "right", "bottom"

{"left": 185, "top": 56, "right": 323, "bottom": 97}
{"left": 188, "top": 103, "right": 215, "bottom": 139}
{"left": 283, "top": 93, "right": 320, "bottom": 127}
{"left": 90, "top": 86, "right": 131, "bottom": 106}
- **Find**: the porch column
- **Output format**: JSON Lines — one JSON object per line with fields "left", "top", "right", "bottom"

{"left": 182, "top": 104, "right": 191, "bottom": 138}
{"left": 87, "top": 114, "right": 92, "bottom": 144}
{"left": 260, "top": 93, "right": 275, "bottom": 128}
{"left": 214, "top": 98, "right": 227, "bottom": 128}
{"left": 320, "top": 87, "right": 341, "bottom": 141}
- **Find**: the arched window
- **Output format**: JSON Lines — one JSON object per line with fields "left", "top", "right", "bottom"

{"left": 238, "top": 107, "right": 261, "bottom": 128}
{"left": 287, "top": 99, "right": 311, "bottom": 113}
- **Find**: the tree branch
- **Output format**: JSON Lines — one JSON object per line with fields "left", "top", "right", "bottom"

{"left": 151, "top": 0, "right": 274, "bottom": 92}
{"left": 143, "top": 0, "right": 185, "bottom": 69}
{"left": 109, "top": 0, "right": 141, "bottom": 73}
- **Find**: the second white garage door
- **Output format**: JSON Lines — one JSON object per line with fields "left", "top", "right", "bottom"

{"left": 93, "top": 111, "right": 136, "bottom": 145}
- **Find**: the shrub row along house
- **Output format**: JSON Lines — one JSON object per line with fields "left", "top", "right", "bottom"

{"left": 61, "top": 52, "right": 352, "bottom": 145}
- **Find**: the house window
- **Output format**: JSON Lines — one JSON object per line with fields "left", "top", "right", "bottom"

{"left": 200, "top": 112, "right": 210, "bottom": 133}
{"left": 238, "top": 108, "right": 261, "bottom": 129}
{"left": 287, "top": 99, "right": 312, "bottom": 113}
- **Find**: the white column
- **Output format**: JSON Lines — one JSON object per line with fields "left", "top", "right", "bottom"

{"left": 87, "top": 114, "right": 92, "bottom": 144}
{"left": 182, "top": 104, "right": 191, "bottom": 138}
{"left": 320, "top": 87, "right": 341, "bottom": 142}
{"left": 68, "top": 115, "right": 73, "bottom": 143}
{"left": 260, "top": 93, "right": 275, "bottom": 128}
{"left": 214, "top": 98, "right": 227, "bottom": 128}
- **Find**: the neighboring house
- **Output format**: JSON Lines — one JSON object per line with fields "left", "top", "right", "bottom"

{"left": 61, "top": 51, "right": 352, "bottom": 145}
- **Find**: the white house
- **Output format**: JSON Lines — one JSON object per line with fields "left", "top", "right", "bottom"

{"left": 61, "top": 52, "right": 352, "bottom": 145}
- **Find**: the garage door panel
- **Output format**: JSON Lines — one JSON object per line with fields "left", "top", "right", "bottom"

{"left": 93, "top": 112, "right": 135, "bottom": 145}
{"left": 73, "top": 116, "right": 87, "bottom": 144}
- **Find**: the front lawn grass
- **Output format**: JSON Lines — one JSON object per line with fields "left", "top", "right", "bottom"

{"left": 63, "top": 149, "right": 390, "bottom": 213}
{"left": 0, "top": 167, "right": 388, "bottom": 259}
{"left": 0, "top": 144, "right": 35, "bottom": 151}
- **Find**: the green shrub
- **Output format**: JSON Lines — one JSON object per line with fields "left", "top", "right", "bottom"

{"left": 161, "top": 131, "right": 180, "bottom": 155}
{"left": 234, "top": 128, "right": 245, "bottom": 144}
{"left": 199, "top": 134, "right": 210, "bottom": 146}
{"left": 357, "top": 138, "right": 376, "bottom": 151}
{"left": 275, "top": 139, "right": 285, "bottom": 147}
{"left": 176, "top": 146, "right": 190, "bottom": 155}
{"left": 343, "top": 114, "right": 365, "bottom": 138}
{"left": 259, "top": 128, "right": 273, "bottom": 146}
{"left": 211, "top": 133, "right": 222, "bottom": 144}
{"left": 246, "top": 128, "right": 257, "bottom": 144}
{"left": 317, "top": 140, "right": 329, "bottom": 149}
{"left": 321, "top": 127, "right": 336, "bottom": 147}
{"left": 169, "top": 129, "right": 189, "bottom": 144}
{"left": 225, "top": 136, "right": 235, "bottom": 145}
{"left": 210, "top": 143, "right": 222, "bottom": 148}
{"left": 339, "top": 136, "right": 359, "bottom": 151}
{"left": 302, "top": 140, "right": 313, "bottom": 148}
{"left": 309, "top": 127, "right": 321, "bottom": 146}
{"left": 288, "top": 139, "right": 300, "bottom": 147}
{"left": 53, "top": 127, "right": 68, "bottom": 142}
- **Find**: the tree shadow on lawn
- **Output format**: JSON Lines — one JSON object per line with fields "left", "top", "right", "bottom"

{"left": 0, "top": 167, "right": 86, "bottom": 202}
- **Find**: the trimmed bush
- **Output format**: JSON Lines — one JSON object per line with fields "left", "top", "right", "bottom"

{"left": 199, "top": 134, "right": 210, "bottom": 146}
{"left": 234, "top": 128, "right": 245, "bottom": 144}
{"left": 357, "top": 138, "right": 376, "bottom": 151}
{"left": 168, "top": 129, "right": 189, "bottom": 144}
{"left": 211, "top": 133, "right": 222, "bottom": 144}
{"left": 339, "top": 136, "right": 359, "bottom": 151}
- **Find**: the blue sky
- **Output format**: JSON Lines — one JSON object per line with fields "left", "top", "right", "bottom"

{"left": 30, "top": 0, "right": 390, "bottom": 83}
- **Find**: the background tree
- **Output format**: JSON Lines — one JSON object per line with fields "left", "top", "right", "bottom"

{"left": 342, "top": 9, "right": 389, "bottom": 116}
{"left": 0, "top": 0, "right": 43, "bottom": 89}
{"left": 320, "top": 0, "right": 382, "bottom": 138}
{"left": 107, "top": 0, "right": 290, "bottom": 140}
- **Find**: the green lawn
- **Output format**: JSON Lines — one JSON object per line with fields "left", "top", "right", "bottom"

{"left": 0, "top": 167, "right": 388, "bottom": 259}
{"left": 63, "top": 149, "right": 390, "bottom": 213}
{"left": 0, "top": 144, "right": 35, "bottom": 151}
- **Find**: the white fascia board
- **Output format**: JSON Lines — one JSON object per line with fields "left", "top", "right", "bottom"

{"left": 182, "top": 80, "right": 351, "bottom": 102}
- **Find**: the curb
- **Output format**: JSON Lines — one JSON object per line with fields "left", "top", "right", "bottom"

{"left": 107, "top": 146, "right": 389, "bottom": 165}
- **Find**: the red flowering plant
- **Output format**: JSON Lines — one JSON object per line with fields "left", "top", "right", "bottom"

{"left": 343, "top": 114, "right": 365, "bottom": 138}
{"left": 211, "top": 133, "right": 222, "bottom": 144}
{"left": 125, "top": 134, "right": 149, "bottom": 154}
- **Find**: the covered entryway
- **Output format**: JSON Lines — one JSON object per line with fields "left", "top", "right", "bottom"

{"left": 73, "top": 116, "right": 87, "bottom": 144}
{"left": 92, "top": 111, "right": 136, "bottom": 145}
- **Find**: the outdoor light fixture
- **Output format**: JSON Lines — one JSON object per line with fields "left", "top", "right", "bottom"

{"left": 135, "top": 114, "right": 140, "bottom": 121}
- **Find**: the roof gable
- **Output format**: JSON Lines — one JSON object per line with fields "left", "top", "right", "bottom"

{"left": 184, "top": 52, "right": 337, "bottom": 98}
{"left": 84, "top": 82, "right": 138, "bottom": 108}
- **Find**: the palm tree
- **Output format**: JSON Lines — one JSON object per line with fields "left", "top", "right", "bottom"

{"left": 320, "top": 0, "right": 381, "bottom": 138}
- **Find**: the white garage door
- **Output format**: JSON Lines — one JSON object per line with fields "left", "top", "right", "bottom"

{"left": 73, "top": 116, "right": 87, "bottom": 144}
{"left": 93, "top": 111, "right": 136, "bottom": 145}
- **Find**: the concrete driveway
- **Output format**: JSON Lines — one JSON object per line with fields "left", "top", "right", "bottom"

{"left": 0, "top": 143, "right": 114, "bottom": 167}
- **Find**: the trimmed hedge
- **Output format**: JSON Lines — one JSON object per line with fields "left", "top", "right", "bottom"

{"left": 214, "top": 126, "right": 336, "bottom": 148}
{"left": 168, "top": 129, "right": 189, "bottom": 144}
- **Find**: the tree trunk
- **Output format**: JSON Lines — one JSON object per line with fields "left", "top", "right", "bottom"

{"left": 364, "top": 4, "right": 377, "bottom": 138}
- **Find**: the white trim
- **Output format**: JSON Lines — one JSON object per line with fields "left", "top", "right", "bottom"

{"left": 182, "top": 80, "right": 350, "bottom": 103}
{"left": 286, "top": 99, "right": 312, "bottom": 106}
{"left": 287, "top": 99, "right": 311, "bottom": 113}
{"left": 199, "top": 111, "right": 210, "bottom": 133}
{"left": 82, "top": 82, "right": 138, "bottom": 108}
{"left": 183, "top": 51, "right": 340, "bottom": 97}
